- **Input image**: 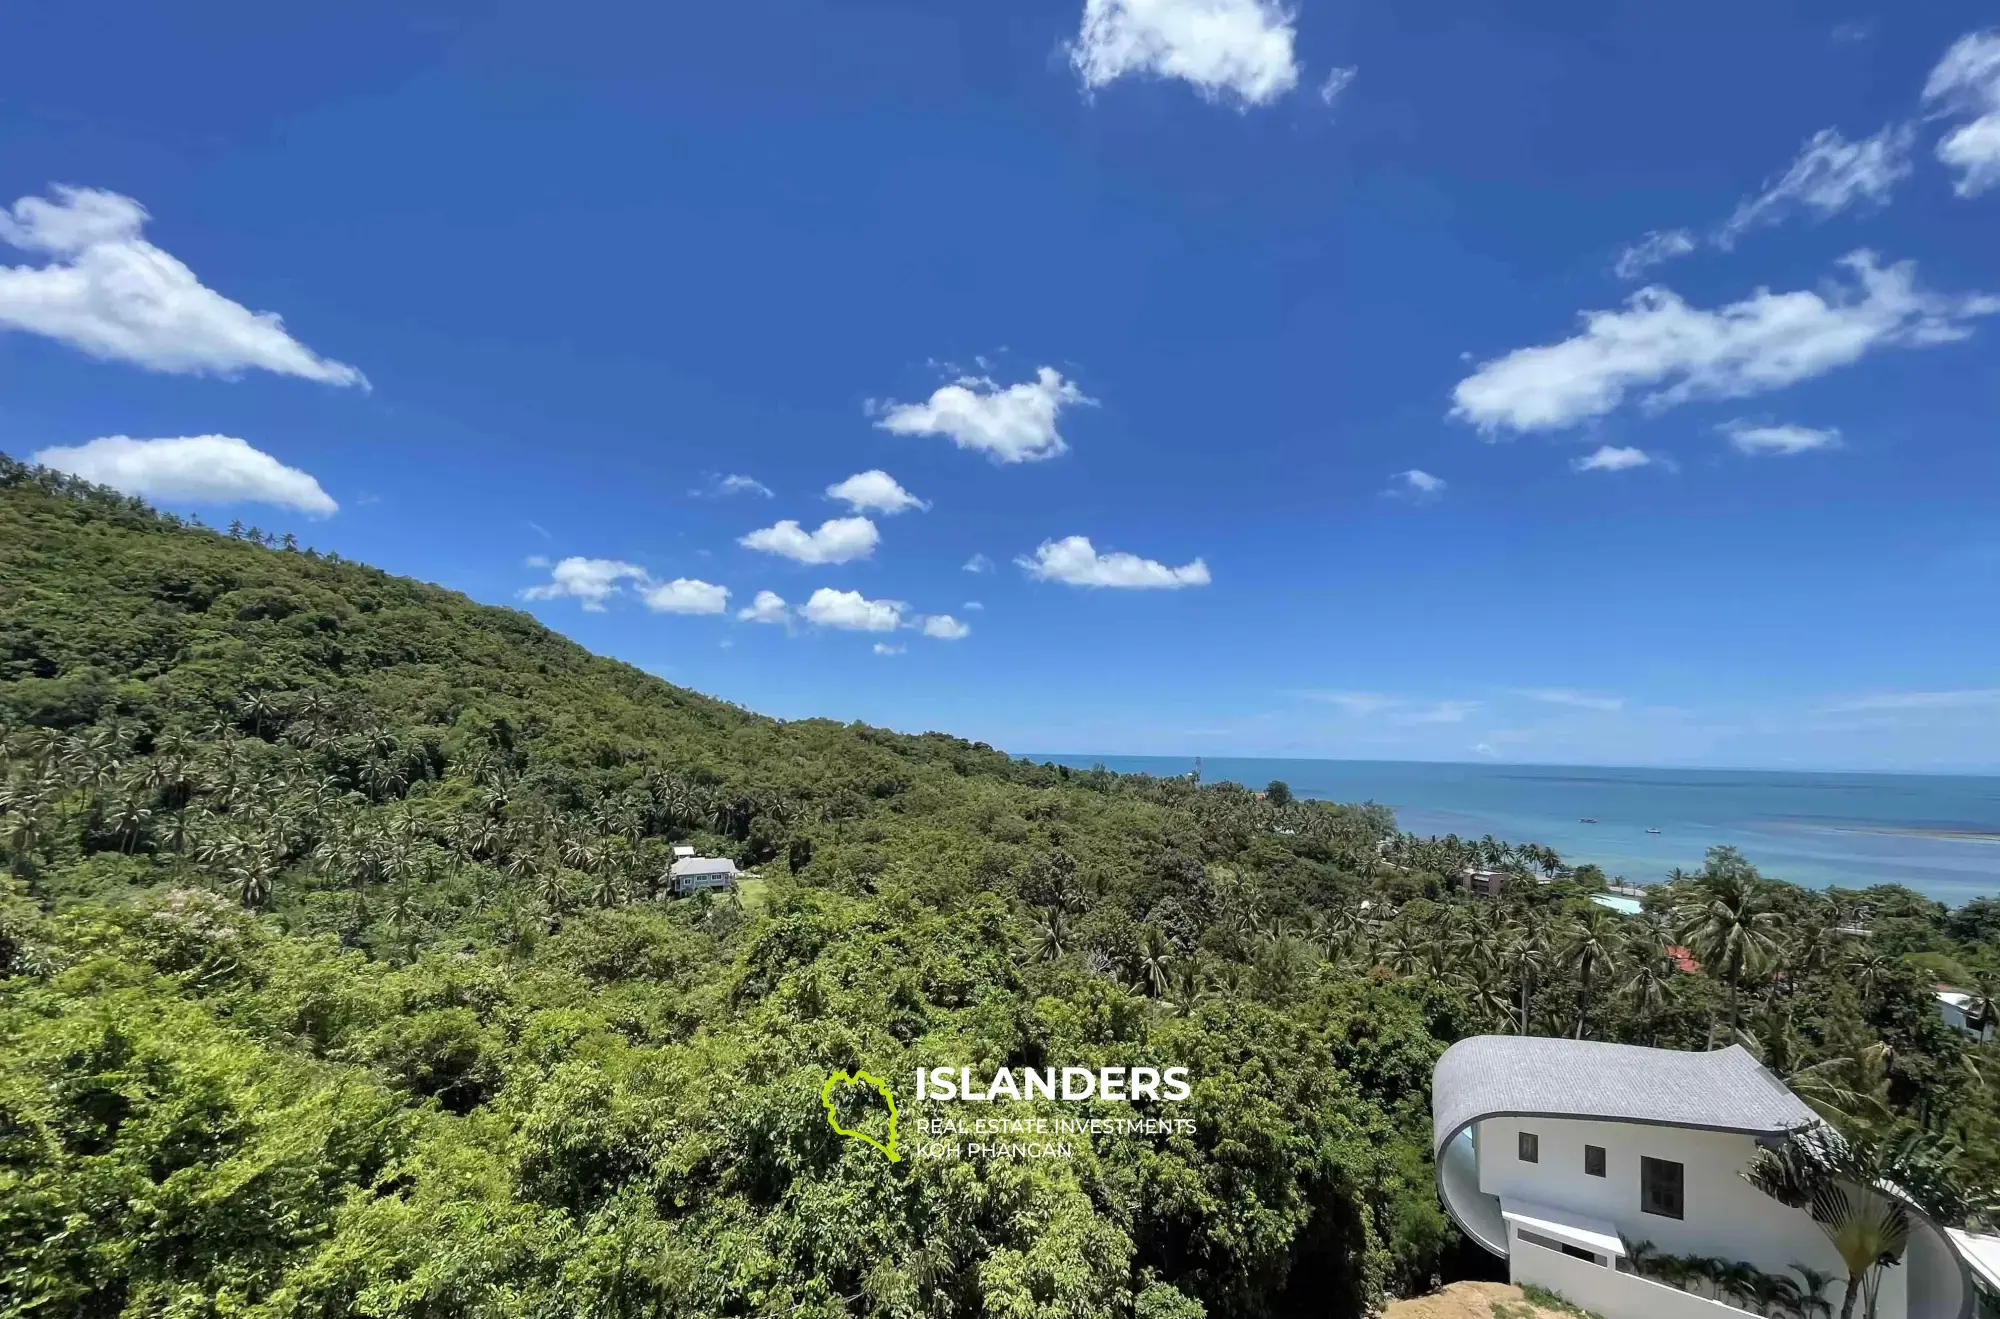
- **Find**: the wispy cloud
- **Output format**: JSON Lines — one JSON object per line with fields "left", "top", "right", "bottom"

{"left": 1573, "top": 445, "right": 1652, "bottom": 473}
{"left": 1297, "top": 691, "right": 1478, "bottom": 724}
{"left": 1923, "top": 30, "right": 2000, "bottom": 197}
{"left": 1385, "top": 469, "right": 1447, "bottom": 501}
{"left": 1297, "top": 691, "right": 1400, "bottom": 716}
{"left": 1394, "top": 700, "right": 1480, "bottom": 726}
{"left": 963, "top": 553, "right": 994, "bottom": 574}
{"left": 1613, "top": 229, "right": 1696, "bottom": 281}
{"left": 1453, "top": 253, "right": 1998, "bottom": 434}
{"left": 1319, "top": 66, "right": 1357, "bottom": 109}
{"left": 1822, "top": 688, "right": 2000, "bottom": 713}
{"left": 1511, "top": 688, "right": 1626, "bottom": 712}
{"left": 1720, "top": 420, "right": 1841, "bottom": 456}
{"left": 691, "top": 473, "right": 773, "bottom": 498}
{"left": 1716, "top": 125, "right": 1914, "bottom": 247}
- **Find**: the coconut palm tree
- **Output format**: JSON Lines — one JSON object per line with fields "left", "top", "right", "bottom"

{"left": 1135, "top": 926, "right": 1175, "bottom": 999}
{"left": 1032, "top": 908, "right": 1070, "bottom": 963}
{"left": 1563, "top": 907, "right": 1626, "bottom": 1039}
{"left": 1506, "top": 918, "right": 1552, "bottom": 1035}
{"left": 0, "top": 792, "right": 50, "bottom": 880}
{"left": 1622, "top": 945, "right": 1678, "bottom": 1045}
{"left": 534, "top": 868, "right": 572, "bottom": 929}
{"left": 586, "top": 868, "right": 626, "bottom": 910}
{"left": 1676, "top": 860, "right": 1782, "bottom": 1048}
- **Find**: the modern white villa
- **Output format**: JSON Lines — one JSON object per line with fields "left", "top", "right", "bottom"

{"left": 1433, "top": 1035, "right": 1977, "bottom": 1319}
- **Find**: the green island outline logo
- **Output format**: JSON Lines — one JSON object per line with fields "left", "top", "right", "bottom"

{"left": 820, "top": 1069, "right": 901, "bottom": 1163}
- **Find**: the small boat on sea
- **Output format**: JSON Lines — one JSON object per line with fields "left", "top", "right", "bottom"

{"left": 1646, "top": 827, "right": 1662, "bottom": 835}
{"left": 1580, "top": 817, "right": 1598, "bottom": 824}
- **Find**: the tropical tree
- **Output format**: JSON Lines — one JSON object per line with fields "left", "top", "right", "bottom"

{"left": 1621, "top": 944, "right": 1678, "bottom": 1046}
{"left": 1135, "top": 925, "right": 1175, "bottom": 999}
{"left": 1563, "top": 906, "right": 1626, "bottom": 1039}
{"left": 1676, "top": 851, "right": 1782, "bottom": 1048}
{"left": 1743, "top": 1127, "right": 1938, "bottom": 1319}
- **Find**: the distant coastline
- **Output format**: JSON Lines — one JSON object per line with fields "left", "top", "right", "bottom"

{"left": 1026, "top": 753, "right": 2000, "bottom": 903}
{"left": 1822, "top": 824, "right": 2000, "bottom": 845}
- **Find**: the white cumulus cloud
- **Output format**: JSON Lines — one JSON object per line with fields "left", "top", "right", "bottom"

{"left": 920, "top": 614, "right": 970, "bottom": 640}
{"left": 875, "top": 366, "right": 1092, "bottom": 463}
{"left": 1070, "top": 0, "right": 1300, "bottom": 107}
{"left": 826, "top": 469, "right": 928, "bottom": 515}
{"left": 1451, "top": 252, "right": 1999, "bottom": 434}
{"left": 1716, "top": 126, "right": 1914, "bottom": 247}
{"left": 1017, "top": 535, "right": 1211, "bottom": 589}
{"left": 1613, "top": 229, "right": 1696, "bottom": 281}
{"left": 739, "top": 516, "right": 880, "bottom": 564}
{"left": 802, "top": 588, "right": 906, "bottom": 632}
{"left": 1573, "top": 445, "right": 1652, "bottom": 473}
{"left": 737, "top": 589, "right": 789, "bottom": 624}
{"left": 1721, "top": 420, "right": 1842, "bottom": 456}
{"left": 1924, "top": 30, "right": 2000, "bottom": 197}
{"left": 521, "top": 557, "right": 650, "bottom": 612}
{"left": 0, "top": 186, "right": 365, "bottom": 385}
{"left": 32, "top": 435, "right": 338, "bottom": 515}
{"left": 640, "top": 578, "right": 730, "bottom": 615}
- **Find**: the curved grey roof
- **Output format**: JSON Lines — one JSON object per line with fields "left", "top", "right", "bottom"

{"left": 1432, "top": 1035, "right": 1820, "bottom": 1158}
{"left": 1429, "top": 1035, "right": 1974, "bottom": 1319}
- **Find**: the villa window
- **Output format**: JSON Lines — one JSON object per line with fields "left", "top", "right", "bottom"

{"left": 1519, "top": 1131, "right": 1539, "bottom": 1163}
{"left": 1585, "top": 1145, "right": 1606, "bottom": 1177}
{"left": 1641, "top": 1156, "right": 1684, "bottom": 1219}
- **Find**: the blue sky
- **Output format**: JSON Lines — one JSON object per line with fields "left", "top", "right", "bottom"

{"left": 3, "top": 0, "right": 1999, "bottom": 772}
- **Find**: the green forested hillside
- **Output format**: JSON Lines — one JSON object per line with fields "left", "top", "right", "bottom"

{"left": 1, "top": 454, "right": 1995, "bottom": 1319}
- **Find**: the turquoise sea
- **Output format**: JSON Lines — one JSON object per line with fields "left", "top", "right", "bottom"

{"left": 1026, "top": 756, "right": 2000, "bottom": 906}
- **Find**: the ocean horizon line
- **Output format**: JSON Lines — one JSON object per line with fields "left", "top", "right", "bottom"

{"left": 1015, "top": 752, "right": 2000, "bottom": 782}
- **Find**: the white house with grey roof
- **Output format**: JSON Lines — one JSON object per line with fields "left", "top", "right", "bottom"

{"left": 1433, "top": 1035, "right": 1975, "bottom": 1319}
{"left": 665, "top": 855, "right": 737, "bottom": 896}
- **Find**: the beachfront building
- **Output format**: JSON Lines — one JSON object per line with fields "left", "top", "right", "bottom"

{"left": 1460, "top": 867, "right": 1521, "bottom": 898}
{"left": 1433, "top": 1035, "right": 1976, "bottom": 1319}
{"left": 666, "top": 856, "right": 738, "bottom": 896}
{"left": 1936, "top": 989, "right": 1997, "bottom": 1043}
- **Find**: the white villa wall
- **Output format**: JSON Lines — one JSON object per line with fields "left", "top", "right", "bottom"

{"left": 1476, "top": 1116, "right": 1905, "bottom": 1319}
{"left": 1514, "top": 1238, "right": 1762, "bottom": 1319}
